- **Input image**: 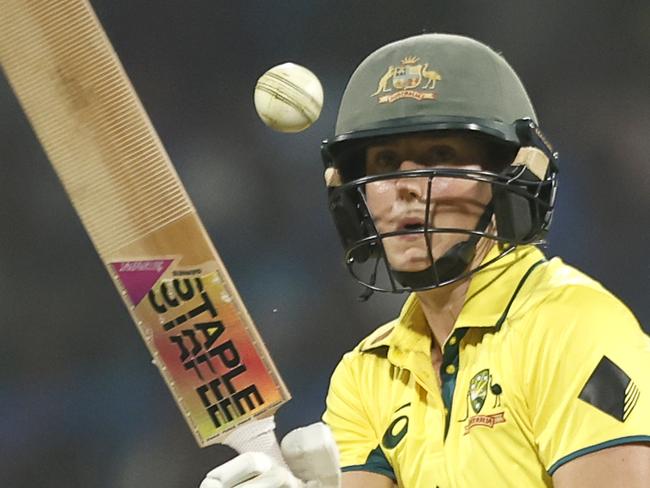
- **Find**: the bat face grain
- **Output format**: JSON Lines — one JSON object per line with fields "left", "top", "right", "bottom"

{"left": 0, "top": 0, "right": 289, "bottom": 447}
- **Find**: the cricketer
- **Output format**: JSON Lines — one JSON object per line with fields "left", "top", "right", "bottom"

{"left": 200, "top": 33, "right": 650, "bottom": 488}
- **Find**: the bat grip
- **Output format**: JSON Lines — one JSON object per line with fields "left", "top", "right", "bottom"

{"left": 222, "top": 416, "right": 287, "bottom": 468}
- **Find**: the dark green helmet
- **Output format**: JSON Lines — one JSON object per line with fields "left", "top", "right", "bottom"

{"left": 331, "top": 33, "right": 536, "bottom": 153}
{"left": 322, "top": 34, "right": 558, "bottom": 295}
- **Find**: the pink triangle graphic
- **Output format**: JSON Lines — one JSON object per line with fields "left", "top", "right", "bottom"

{"left": 110, "top": 259, "right": 173, "bottom": 306}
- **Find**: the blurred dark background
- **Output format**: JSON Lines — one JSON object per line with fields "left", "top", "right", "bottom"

{"left": 1, "top": 1, "right": 648, "bottom": 486}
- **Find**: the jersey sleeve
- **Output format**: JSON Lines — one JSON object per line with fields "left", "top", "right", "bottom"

{"left": 522, "top": 285, "right": 650, "bottom": 475}
{"left": 322, "top": 351, "right": 395, "bottom": 480}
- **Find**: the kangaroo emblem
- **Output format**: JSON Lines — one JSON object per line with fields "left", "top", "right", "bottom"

{"left": 371, "top": 66, "right": 396, "bottom": 96}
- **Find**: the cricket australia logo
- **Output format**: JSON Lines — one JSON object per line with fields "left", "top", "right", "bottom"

{"left": 458, "top": 369, "right": 506, "bottom": 435}
{"left": 371, "top": 56, "right": 441, "bottom": 104}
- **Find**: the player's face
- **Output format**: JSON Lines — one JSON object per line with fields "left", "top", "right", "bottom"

{"left": 364, "top": 133, "right": 494, "bottom": 272}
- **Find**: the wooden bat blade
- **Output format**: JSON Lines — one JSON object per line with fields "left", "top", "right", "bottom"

{"left": 0, "top": 0, "right": 290, "bottom": 447}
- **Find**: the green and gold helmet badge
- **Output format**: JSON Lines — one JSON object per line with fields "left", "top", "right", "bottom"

{"left": 371, "top": 56, "right": 441, "bottom": 104}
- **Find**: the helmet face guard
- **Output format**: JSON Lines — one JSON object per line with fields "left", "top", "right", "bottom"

{"left": 323, "top": 120, "right": 559, "bottom": 294}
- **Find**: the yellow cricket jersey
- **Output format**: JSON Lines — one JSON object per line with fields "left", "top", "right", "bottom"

{"left": 323, "top": 245, "right": 650, "bottom": 487}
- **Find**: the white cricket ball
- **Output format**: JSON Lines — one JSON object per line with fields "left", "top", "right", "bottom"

{"left": 254, "top": 62, "right": 324, "bottom": 133}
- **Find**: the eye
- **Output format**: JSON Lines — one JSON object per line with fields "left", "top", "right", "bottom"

{"left": 422, "top": 145, "right": 458, "bottom": 165}
{"left": 367, "top": 149, "right": 400, "bottom": 174}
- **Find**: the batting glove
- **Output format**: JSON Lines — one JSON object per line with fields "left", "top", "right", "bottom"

{"left": 200, "top": 422, "right": 340, "bottom": 488}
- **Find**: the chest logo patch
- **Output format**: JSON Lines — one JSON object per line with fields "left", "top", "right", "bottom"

{"left": 382, "top": 402, "right": 410, "bottom": 449}
{"left": 459, "top": 369, "right": 506, "bottom": 435}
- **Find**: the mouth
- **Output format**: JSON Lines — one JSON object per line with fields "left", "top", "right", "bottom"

{"left": 396, "top": 218, "right": 426, "bottom": 239}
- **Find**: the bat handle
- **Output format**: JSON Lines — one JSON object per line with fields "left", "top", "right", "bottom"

{"left": 222, "top": 416, "right": 287, "bottom": 468}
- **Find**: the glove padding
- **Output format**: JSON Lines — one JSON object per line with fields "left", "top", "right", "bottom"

{"left": 200, "top": 422, "right": 340, "bottom": 488}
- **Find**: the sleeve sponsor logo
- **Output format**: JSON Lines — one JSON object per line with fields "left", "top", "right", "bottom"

{"left": 579, "top": 356, "right": 640, "bottom": 422}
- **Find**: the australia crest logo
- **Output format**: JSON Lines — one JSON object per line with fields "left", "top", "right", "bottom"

{"left": 371, "top": 56, "right": 441, "bottom": 104}
{"left": 458, "top": 368, "right": 506, "bottom": 435}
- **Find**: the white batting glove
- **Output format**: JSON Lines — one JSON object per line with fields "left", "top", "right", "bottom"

{"left": 200, "top": 422, "right": 340, "bottom": 488}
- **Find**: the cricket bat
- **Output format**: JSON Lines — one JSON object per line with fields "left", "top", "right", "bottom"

{"left": 0, "top": 0, "right": 290, "bottom": 455}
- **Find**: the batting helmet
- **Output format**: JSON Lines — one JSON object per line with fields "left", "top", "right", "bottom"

{"left": 321, "top": 34, "right": 558, "bottom": 294}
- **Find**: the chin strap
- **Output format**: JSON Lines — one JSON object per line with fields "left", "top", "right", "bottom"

{"left": 391, "top": 204, "right": 494, "bottom": 290}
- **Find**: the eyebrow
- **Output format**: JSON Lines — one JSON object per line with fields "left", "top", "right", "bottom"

{"left": 366, "top": 143, "right": 398, "bottom": 151}
{"left": 368, "top": 140, "right": 460, "bottom": 154}
{"left": 372, "top": 136, "right": 462, "bottom": 146}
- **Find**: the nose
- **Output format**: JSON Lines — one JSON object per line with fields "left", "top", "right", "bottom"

{"left": 394, "top": 160, "right": 426, "bottom": 200}
{"left": 398, "top": 160, "right": 423, "bottom": 171}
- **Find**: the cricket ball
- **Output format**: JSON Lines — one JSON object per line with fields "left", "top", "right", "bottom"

{"left": 254, "top": 62, "right": 323, "bottom": 133}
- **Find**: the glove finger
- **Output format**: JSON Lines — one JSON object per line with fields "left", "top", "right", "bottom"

{"left": 203, "top": 452, "right": 274, "bottom": 487}
{"left": 281, "top": 423, "right": 340, "bottom": 487}
{"left": 236, "top": 465, "right": 302, "bottom": 488}
{"left": 200, "top": 479, "right": 225, "bottom": 488}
